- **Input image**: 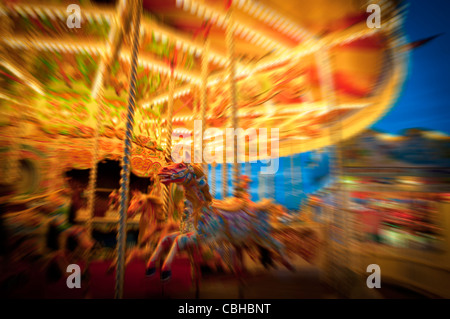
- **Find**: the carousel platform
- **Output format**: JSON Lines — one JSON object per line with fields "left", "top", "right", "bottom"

{"left": 1, "top": 253, "right": 432, "bottom": 299}
{"left": 1, "top": 256, "right": 192, "bottom": 299}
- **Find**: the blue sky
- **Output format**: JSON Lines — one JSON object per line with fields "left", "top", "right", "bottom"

{"left": 373, "top": 0, "right": 450, "bottom": 134}
{"left": 209, "top": 151, "right": 331, "bottom": 209}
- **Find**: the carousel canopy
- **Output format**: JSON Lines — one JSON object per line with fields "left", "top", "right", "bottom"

{"left": 0, "top": 0, "right": 407, "bottom": 161}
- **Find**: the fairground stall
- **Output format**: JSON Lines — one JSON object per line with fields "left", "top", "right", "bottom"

{"left": 306, "top": 128, "right": 450, "bottom": 297}
{"left": 340, "top": 129, "right": 450, "bottom": 298}
{"left": 0, "top": 0, "right": 408, "bottom": 298}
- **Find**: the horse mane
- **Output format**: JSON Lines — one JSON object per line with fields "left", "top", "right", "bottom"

{"left": 144, "top": 193, "right": 166, "bottom": 223}
{"left": 149, "top": 173, "right": 162, "bottom": 197}
{"left": 147, "top": 173, "right": 169, "bottom": 223}
{"left": 130, "top": 190, "right": 165, "bottom": 226}
{"left": 190, "top": 164, "right": 212, "bottom": 203}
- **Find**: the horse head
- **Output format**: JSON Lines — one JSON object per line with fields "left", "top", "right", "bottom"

{"left": 108, "top": 189, "right": 119, "bottom": 208}
{"left": 158, "top": 162, "right": 194, "bottom": 186}
{"left": 127, "top": 189, "right": 165, "bottom": 220}
{"left": 158, "top": 161, "right": 212, "bottom": 207}
{"left": 127, "top": 190, "right": 147, "bottom": 218}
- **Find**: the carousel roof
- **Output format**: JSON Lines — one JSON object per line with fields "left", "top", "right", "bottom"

{"left": 0, "top": 0, "right": 408, "bottom": 159}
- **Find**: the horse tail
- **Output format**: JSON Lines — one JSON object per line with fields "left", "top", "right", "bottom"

{"left": 258, "top": 245, "right": 274, "bottom": 269}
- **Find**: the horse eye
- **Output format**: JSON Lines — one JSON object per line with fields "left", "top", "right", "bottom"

{"left": 178, "top": 164, "right": 183, "bottom": 168}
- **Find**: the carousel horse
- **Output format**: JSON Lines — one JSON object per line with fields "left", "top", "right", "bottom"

{"left": 214, "top": 175, "right": 292, "bottom": 271}
{"left": 41, "top": 189, "right": 95, "bottom": 286}
{"left": 107, "top": 174, "right": 180, "bottom": 272}
{"left": 0, "top": 190, "right": 94, "bottom": 295}
{"left": 145, "top": 162, "right": 294, "bottom": 280}
{"left": 0, "top": 205, "right": 51, "bottom": 295}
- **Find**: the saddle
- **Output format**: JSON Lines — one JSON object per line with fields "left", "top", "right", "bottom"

{"left": 211, "top": 197, "right": 258, "bottom": 218}
{"left": 212, "top": 197, "right": 245, "bottom": 211}
{"left": 249, "top": 198, "right": 275, "bottom": 211}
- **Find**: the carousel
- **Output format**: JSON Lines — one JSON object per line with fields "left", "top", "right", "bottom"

{"left": 0, "top": 0, "right": 409, "bottom": 299}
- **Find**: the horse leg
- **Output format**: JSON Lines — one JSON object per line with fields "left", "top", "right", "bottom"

{"left": 189, "top": 243, "right": 202, "bottom": 299}
{"left": 232, "top": 245, "right": 246, "bottom": 299}
{"left": 125, "top": 248, "right": 142, "bottom": 267}
{"left": 106, "top": 248, "right": 138, "bottom": 274}
{"left": 264, "top": 237, "right": 295, "bottom": 272}
{"left": 107, "top": 258, "right": 117, "bottom": 274}
{"left": 146, "top": 232, "right": 179, "bottom": 276}
{"left": 161, "top": 232, "right": 196, "bottom": 281}
{"left": 46, "top": 251, "right": 70, "bottom": 283}
{"left": 233, "top": 246, "right": 245, "bottom": 276}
